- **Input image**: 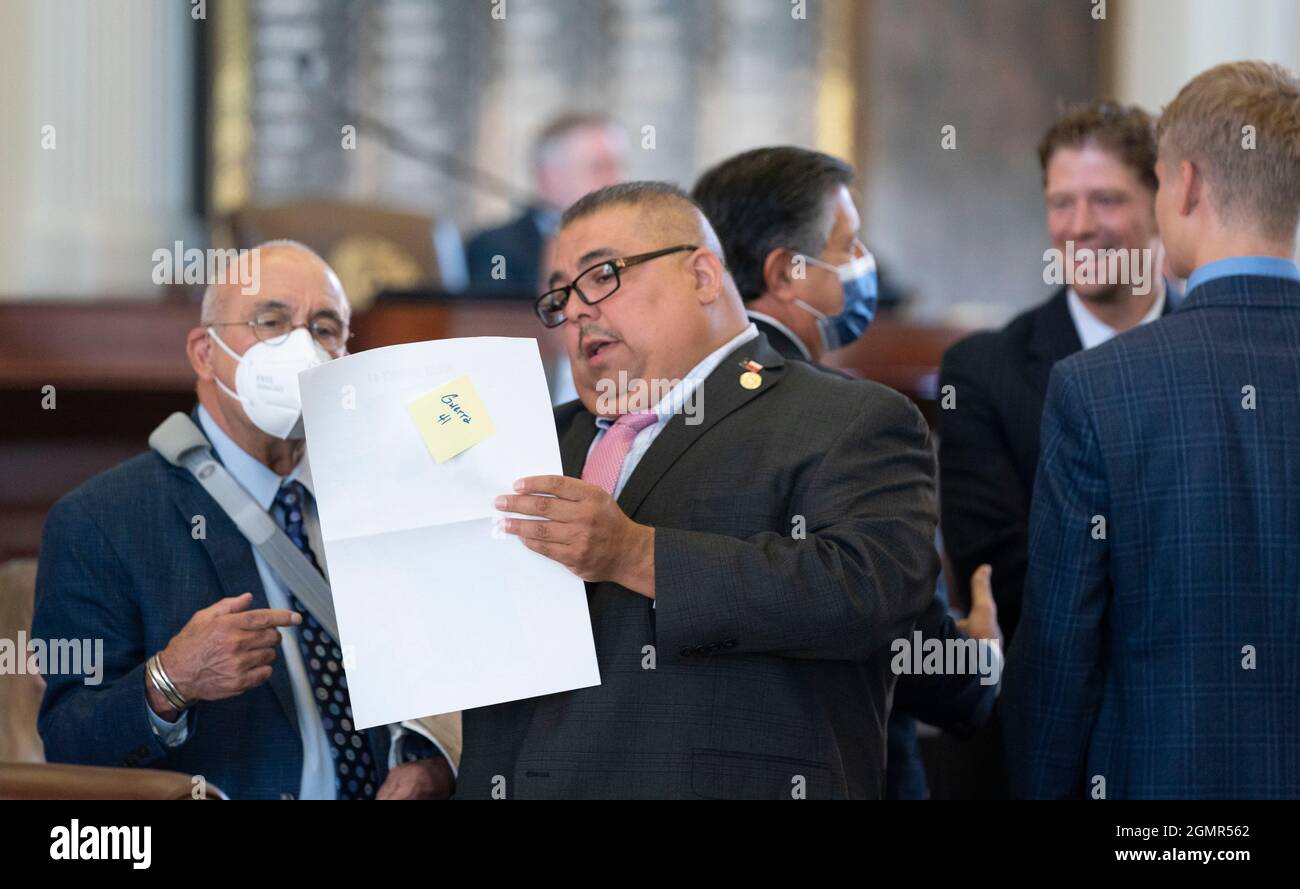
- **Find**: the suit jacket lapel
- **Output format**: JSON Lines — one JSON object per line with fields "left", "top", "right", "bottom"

{"left": 558, "top": 407, "right": 599, "bottom": 480}
{"left": 166, "top": 447, "right": 300, "bottom": 733}
{"left": 615, "top": 335, "right": 787, "bottom": 520}
{"left": 1025, "top": 287, "right": 1082, "bottom": 393}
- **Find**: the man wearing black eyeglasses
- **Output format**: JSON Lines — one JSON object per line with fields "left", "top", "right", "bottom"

{"left": 457, "top": 182, "right": 939, "bottom": 799}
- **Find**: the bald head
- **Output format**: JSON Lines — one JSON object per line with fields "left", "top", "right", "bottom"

{"left": 549, "top": 181, "right": 750, "bottom": 416}
{"left": 200, "top": 240, "right": 349, "bottom": 327}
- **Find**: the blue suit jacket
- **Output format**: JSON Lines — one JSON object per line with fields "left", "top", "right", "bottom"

{"left": 1004, "top": 274, "right": 1300, "bottom": 799}
{"left": 31, "top": 418, "right": 392, "bottom": 799}
{"left": 464, "top": 208, "right": 546, "bottom": 295}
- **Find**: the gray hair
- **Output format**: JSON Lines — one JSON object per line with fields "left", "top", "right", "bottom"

{"left": 560, "top": 181, "right": 728, "bottom": 264}
{"left": 199, "top": 239, "right": 349, "bottom": 325}
{"left": 533, "top": 112, "right": 619, "bottom": 171}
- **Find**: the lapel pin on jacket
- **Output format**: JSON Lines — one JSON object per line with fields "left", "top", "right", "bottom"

{"left": 738, "top": 359, "right": 764, "bottom": 390}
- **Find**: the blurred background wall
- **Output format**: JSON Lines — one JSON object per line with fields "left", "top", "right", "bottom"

{"left": 0, "top": 0, "right": 1296, "bottom": 320}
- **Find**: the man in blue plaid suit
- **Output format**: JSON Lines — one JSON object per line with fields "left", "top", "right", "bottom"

{"left": 1004, "top": 61, "right": 1300, "bottom": 799}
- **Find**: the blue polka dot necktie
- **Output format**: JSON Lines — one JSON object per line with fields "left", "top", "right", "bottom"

{"left": 273, "top": 480, "right": 377, "bottom": 800}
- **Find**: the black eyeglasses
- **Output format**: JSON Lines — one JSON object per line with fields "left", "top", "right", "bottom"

{"left": 534, "top": 244, "right": 698, "bottom": 328}
{"left": 209, "top": 308, "right": 352, "bottom": 353}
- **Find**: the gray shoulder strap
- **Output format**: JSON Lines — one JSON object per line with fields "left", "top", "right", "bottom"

{"left": 149, "top": 412, "right": 340, "bottom": 641}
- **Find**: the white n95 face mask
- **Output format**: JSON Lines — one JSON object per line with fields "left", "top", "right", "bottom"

{"left": 208, "top": 327, "right": 331, "bottom": 439}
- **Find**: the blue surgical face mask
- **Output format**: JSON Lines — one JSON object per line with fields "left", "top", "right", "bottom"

{"left": 792, "top": 241, "right": 878, "bottom": 352}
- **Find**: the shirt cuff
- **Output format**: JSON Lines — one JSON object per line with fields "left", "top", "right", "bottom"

{"left": 389, "top": 722, "right": 458, "bottom": 779}
{"left": 145, "top": 690, "right": 191, "bottom": 747}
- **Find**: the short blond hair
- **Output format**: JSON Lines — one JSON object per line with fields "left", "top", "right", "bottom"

{"left": 1157, "top": 61, "right": 1300, "bottom": 241}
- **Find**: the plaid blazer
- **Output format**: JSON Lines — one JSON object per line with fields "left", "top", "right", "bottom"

{"left": 1004, "top": 274, "right": 1300, "bottom": 799}
{"left": 457, "top": 334, "right": 939, "bottom": 799}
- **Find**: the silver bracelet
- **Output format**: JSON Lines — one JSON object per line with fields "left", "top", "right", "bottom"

{"left": 147, "top": 653, "right": 190, "bottom": 713}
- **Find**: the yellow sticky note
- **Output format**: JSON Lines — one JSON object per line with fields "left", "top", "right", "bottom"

{"left": 407, "top": 375, "right": 497, "bottom": 463}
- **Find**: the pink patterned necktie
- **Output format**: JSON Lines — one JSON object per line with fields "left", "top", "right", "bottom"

{"left": 582, "top": 412, "right": 658, "bottom": 495}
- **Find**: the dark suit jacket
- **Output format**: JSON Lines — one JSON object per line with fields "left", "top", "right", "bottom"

{"left": 31, "top": 413, "right": 393, "bottom": 800}
{"left": 464, "top": 208, "right": 547, "bottom": 295}
{"left": 749, "top": 313, "right": 810, "bottom": 362}
{"left": 751, "top": 312, "right": 996, "bottom": 798}
{"left": 938, "top": 287, "right": 1172, "bottom": 643}
{"left": 457, "top": 334, "right": 939, "bottom": 798}
{"left": 1004, "top": 273, "right": 1300, "bottom": 799}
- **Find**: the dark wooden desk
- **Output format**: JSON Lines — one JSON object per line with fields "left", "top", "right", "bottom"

{"left": 0, "top": 299, "right": 966, "bottom": 560}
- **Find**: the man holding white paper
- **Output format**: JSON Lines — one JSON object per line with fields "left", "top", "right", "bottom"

{"left": 460, "top": 182, "right": 939, "bottom": 799}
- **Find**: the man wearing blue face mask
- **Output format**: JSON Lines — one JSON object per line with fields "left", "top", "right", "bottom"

{"left": 694, "top": 148, "right": 1001, "bottom": 799}
{"left": 32, "top": 240, "right": 458, "bottom": 799}
{"left": 693, "top": 147, "right": 879, "bottom": 362}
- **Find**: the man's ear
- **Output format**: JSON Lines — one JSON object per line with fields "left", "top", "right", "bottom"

{"left": 1178, "top": 158, "right": 1201, "bottom": 217}
{"left": 761, "top": 247, "right": 800, "bottom": 303}
{"left": 691, "top": 248, "right": 726, "bottom": 305}
{"left": 187, "top": 327, "right": 214, "bottom": 381}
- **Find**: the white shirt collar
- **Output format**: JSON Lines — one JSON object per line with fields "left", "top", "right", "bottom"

{"left": 595, "top": 323, "right": 760, "bottom": 429}
{"left": 196, "top": 404, "right": 311, "bottom": 509}
{"left": 1066, "top": 282, "right": 1166, "bottom": 351}
{"left": 745, "top": 310, "right": 812, "bottom": 361}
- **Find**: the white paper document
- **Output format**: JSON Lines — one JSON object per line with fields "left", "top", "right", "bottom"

{"left": 298, "top": 337, "right": 600, "bottom": 729}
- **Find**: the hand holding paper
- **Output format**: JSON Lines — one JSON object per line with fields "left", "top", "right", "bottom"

{"left": 495, "top": 475, "right": 656, "bottom": 597}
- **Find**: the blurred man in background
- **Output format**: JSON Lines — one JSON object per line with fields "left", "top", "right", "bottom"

{"left": 465, "top": 112, "right": 627, "bottom": 295}
{"left": 940, "top": 101, "right": 1171, "bottom": 648}
{"left": 1005, "top": 61, "right": 1300, "bottom": 799}
{"left": 936, "top": 101, "right": 1171, "bottom": 798}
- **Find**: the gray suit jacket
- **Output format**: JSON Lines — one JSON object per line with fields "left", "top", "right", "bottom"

{"left": 457, "top": 334, "right": 938, "bottom": 798}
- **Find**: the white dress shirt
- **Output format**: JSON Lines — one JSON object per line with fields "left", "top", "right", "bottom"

{"left": 744, "top": 310, "right": 812, "bottom": 361}
{"left": 1066, "top": 283, "right": 1166, "bottom": 351}
{"left": 586, "top": 323, "right": 761, "bottom": 498}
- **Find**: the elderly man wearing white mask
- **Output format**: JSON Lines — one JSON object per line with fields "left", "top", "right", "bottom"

{"left": 32, "top": 240, "right": 457, "bottom": 799}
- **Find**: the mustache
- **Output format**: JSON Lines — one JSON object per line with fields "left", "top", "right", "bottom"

{"left": 576, "top": 325, "right": 622, "bottom": 349}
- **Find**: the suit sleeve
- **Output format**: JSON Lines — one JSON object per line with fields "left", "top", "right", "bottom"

{"left": 654, "top": 391, "right": 938, "bottom": 663}
{"left": 891, "top": 595, "right": 998, "bottom": 736}
{"left": 464, "top": 230, "right": 495, "bottom": 289}
{"left": 938, "top": 342, "right": 1030, "bottom": 635}
{"left": 1002, "top": 362, "right": 1110, "bottom": 799}
{"left": 32, "top": 494, "right": 182, "bottom": 768}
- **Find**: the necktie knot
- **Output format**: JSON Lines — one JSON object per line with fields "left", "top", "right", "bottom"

{"left": 582, "top": 412, "right": 658, "bottom": 495}
{"left": 613, "top": 411, "right": 658, "bottom": 434}
{"left": 274, "top": 479, "right": 309, "bottom": 511}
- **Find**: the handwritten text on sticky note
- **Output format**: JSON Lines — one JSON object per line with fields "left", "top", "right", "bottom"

{"left": 407, "top": 375, "right": 497, "bottom": 463}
